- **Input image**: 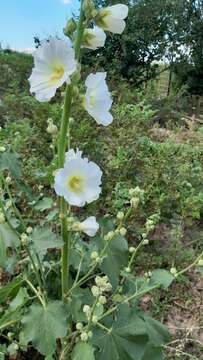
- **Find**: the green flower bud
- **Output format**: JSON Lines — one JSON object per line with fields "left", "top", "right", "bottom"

{"left": 63, "top": 18, "right": 77, "bottom": 37}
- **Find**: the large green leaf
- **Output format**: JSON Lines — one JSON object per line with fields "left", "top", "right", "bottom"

{"left": 21, "top": 301, "right": 67, "bottom": 356}
{"left": 93, "top": 305, "right": 149, "bottom": 360}
{"left": 92, "top": 305, "right": 170, "bottom": 360}
{"left": 72, "top": 342, "right": 95, "bottom": 360}
{"left": 0, "top": 152, "right": 21, "bottom": 178}
{"left": 0, "top": 223, "right": 19, "bottom": 248}
{"left": 31, "top": 227, "right": 63, "bottom": 258}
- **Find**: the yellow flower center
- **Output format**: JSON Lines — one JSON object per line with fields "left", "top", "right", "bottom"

{"left": 49, "top": 64, "right": 65, "bottom": 85}
{"left": 68, "top": 175, "right": 84, "bottom": 193}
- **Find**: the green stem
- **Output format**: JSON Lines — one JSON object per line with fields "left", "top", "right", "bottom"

{"left": 58, "top": 0, "right": 85, "bottom": 301}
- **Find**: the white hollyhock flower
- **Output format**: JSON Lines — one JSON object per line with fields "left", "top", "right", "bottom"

{"left": 84, "top": 72, "right": 113, "bottom": 126}
{"left": 82, "top": 26, "right": 106, "bottom": 50}
{"left": 78, "top": 216, "right": 99, "bottom": 237}
{"left": 54, "top": 149, "right": 102, "bottom": 207}
{"left": 29, "top": 38, "right": 77, "bottom": 102}
{"left": 96, "top": 4, "right": 128, "bottom": 34}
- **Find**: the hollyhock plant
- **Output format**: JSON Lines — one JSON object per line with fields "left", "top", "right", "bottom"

{"left": 84, "top": 72, "right": 113, "bottom": 126}
{"left": 95, "top": 4, "right": 129, "bottom": 34}
{"left": 0, "top": 1, "right": 192, "bottom": 359}
{"left": 29, "top": 38, "right": 77, "bottom": 102}
{"left": 54, "top": 149, "right": 102, "bottom": 206}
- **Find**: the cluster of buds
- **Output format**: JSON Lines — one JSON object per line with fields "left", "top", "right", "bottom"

{"left": 145, "top": 213, "right": 160, "bottom": 234}
{"left": 142, "top": 233, "right": 149, "bottom": 245}
{"left": 95, "top": 275, "right": 112, "bottom": 293}
{"left": 46, "top": 118, "right": 58, "bottom": 135}
{"left": 104, "top": 230, "right": 115, "bottom": 241}
{"left": 90, "top": 251, "right": 102, "bottom": 264}
{"left": 76, "top": 321, "right": 92, "bottom": 342}
{"left": 117, "top": 211, "right": 124, "bottom": 221}
{"left": 20, "top": 233, "right": 28, "bottom": 246}
{"left": 129, "top": 186, "right": 144, "bottom": 209}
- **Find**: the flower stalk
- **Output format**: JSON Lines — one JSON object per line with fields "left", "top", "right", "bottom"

{"left": 58, "top": 1, "right": 85, "bottom": 300}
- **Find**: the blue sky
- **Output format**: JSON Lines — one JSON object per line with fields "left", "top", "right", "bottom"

{"left": 0, "top": 0, "right": 80, "bottom": 52}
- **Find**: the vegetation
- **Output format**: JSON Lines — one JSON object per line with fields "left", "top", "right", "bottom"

{"left": 0, "top": 0, "right": 203, "bottom": 359}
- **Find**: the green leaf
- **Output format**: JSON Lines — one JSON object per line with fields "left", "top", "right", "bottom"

{"left": 9, "top": 287, "right": 29, "bottom": 310}
{"left": 31, "top": 227, "right": 63, "bottom": 258}
{"left": 72, "top": 342, "right": 95, "bottom": 360}
{"left": 34, "top": 197, "right": 54, "bottom": 212}
{"left": 0, "top": 223, "right": 19, "bottom": 248}
{"left": 0, "top": 152, "right": 21, "bottom": 178}
{"left": 150, "top": 269, "right": 174, "bottom": 289}
{"left": 93, "top": 305, "right": 169, "bottom": 360}
{"left": 21, "top": 301, "right": 67, "bottom": 356}
{"left": 96, "top": 233, "right": 128, "bottom": 288}
{"left": 93, "top": 305, "right": 149, "bottom": 360}
{"left": 0, "top": 276, "right": 24, "bottom": 304}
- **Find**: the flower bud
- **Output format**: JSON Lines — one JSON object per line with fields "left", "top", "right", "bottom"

{"left": 125, "top": 267, "right": 131, "bottom": 273}
{"left": 91, "top": 285, "right": 101, "bottom": 297}
{"left": 0, "top": 146, "right": 6, "bottom": 152}
{"left": 98, "top": 295, "right": 107, "bottom": 305}
{"left": 5, "top": 176, "right": 12, "bottom": 184}
{"left": 104, "top": 231, "right": 114, "bottom": 241}
{"left": 80, "top": 332, "right": 88, "bottom": 342}
{"left": 69, "top": 117, "right": 75, "bottom": 126}
{"left": 117, "top": 211, "right": 124, "bottom": 221}
{"left": 143, "top": 239, "right": 149, "bottom": 245}
{"left": 63, "top": 18, "right": 77, "bottom": 37}
{"left": 198, "top": 259, "right": 203, "bottom": 267}
{"left": 46, "top": 123, "right": 57, "bottom": 135}
{"left": 26, "top": 226, "right": 33, "bottom": 234}
{"left": 76, "top": 322, "right": 83, "bottom": 331}
{"left": 21, "top": 233, "right": 28, "bottom": 245}
{"left": 88, "top": 331, "right": 93, "bottom": 339}
{"left": 119, "top": 227, "right": 127, "bottom": 236}
{"left": 92, "top": 315, "right": 98, "bottom": 324}
{"left": 82, "top": 0, "right": 96, "bottom": 18}
{"left": 91, "top": 251, "right": 99, "bottom": 260}
{"left": 130, "top": 197, "right": 139, "bottom": 208}
{"left": 83, "top": 305, "right": 91, "bottom": 314}
{"left": 170, "top": 267, "right": 177, "bottom": 275}
{"left": 129, "top": 246, "right": 136, "bottom": 253}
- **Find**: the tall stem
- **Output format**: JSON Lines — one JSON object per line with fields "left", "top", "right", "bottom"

{"left": 58, "top": 1, "right": 85, "bottom": 301}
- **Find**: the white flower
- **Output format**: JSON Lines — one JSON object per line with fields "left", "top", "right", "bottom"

{"left": 54, "top": 149, "right": 102, "bottom": 207}
{"left": 29, "top": 38, "right": 77, "bottom": 102}
{"left": 84, "top": 72, "right": 113, "bottom": 126}
{"left": 82, "top": 26, "right": 106, "bottom": 50}
{"left": 78, "top": 216, "right": 99, "bottom": 237}
{"left": 96, "top": 4, "right": 128, "bottom": 34}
